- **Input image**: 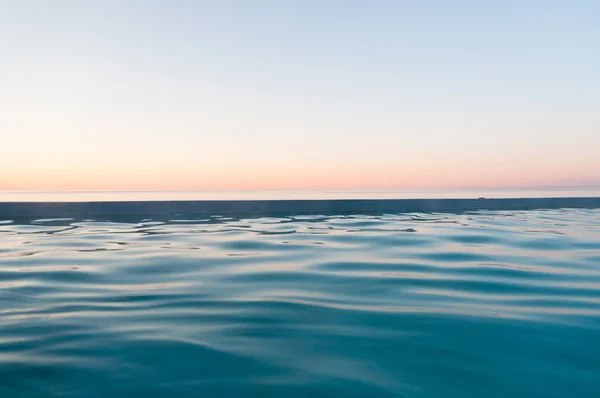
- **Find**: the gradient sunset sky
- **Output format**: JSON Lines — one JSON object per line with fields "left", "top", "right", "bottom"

{"left": 2, "top": 1, "right": 599, "bottom": 191}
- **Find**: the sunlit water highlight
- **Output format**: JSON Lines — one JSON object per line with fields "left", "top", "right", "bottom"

{"left": 1, "top": 209, "right": 600, "bottom": 397}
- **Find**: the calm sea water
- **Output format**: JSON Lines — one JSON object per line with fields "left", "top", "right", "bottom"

{"left": 1, "top": 209, "right": 600, "bottom": 397}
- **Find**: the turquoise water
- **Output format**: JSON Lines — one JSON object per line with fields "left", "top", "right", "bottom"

{"left": 1, "top": 209, "right": 600, "bottom": 397}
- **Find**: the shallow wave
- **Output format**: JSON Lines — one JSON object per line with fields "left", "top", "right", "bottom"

{"left": 1, "top": 209, "right": 600, "bottom": 397}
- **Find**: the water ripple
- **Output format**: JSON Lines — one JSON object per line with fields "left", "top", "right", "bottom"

{"left": 1, "top": 209, "right": 600, "bottom": 397}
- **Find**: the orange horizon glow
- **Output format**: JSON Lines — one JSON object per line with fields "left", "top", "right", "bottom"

{"left": 3, "top": 146, "right": 599, "bottom": 192}
{"left": 3, "top": 165, "right": 599, "bottom": 192}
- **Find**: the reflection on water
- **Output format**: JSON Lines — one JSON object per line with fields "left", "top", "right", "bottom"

{"left": 1, "top": 209, "right": 600, "bottom": 397}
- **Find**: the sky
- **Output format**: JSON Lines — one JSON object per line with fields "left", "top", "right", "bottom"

{"left": 1, "top": 0, "right": 599, "bottom": 191}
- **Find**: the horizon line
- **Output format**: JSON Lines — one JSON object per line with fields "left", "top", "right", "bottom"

{"left": 2, "top": 185, "right": 600, "bottom": 193}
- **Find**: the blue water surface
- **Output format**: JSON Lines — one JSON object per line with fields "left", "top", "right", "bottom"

{"left": 1, "top": 209, "right": 600, "bottom": 397}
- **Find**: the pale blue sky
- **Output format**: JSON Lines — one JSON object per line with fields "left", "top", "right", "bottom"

{"left": 1, "top": 1, "right": 599, "bottom": 190}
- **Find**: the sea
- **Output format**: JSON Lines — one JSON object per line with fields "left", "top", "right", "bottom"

{"left": 1, "top": 188, "right": 599, "bottom": 397}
